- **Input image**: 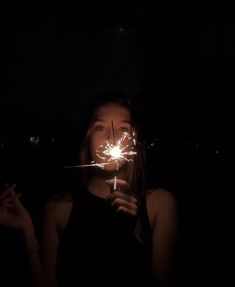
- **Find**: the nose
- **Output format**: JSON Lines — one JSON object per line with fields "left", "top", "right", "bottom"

{"left": 106, "top": 122, "right": 118, "bottom": 145}
{"left": 106, "top": 129, "right": 117, "bottom": 145}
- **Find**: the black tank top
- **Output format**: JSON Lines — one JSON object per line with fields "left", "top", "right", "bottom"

{"left": 57, "top": 186, "right": 154, "bottom": 286}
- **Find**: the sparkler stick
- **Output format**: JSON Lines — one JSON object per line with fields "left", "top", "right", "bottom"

{"left": 64, "top": 163, "right": 108, "bottom": 169}
{"left": 114, "top": 175, "right": 117, "bottom": 190}
{"left": 111, "top": 120, "right": 117, "bottom": 190}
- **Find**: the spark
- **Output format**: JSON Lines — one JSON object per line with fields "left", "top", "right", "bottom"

{"left": 30, "top": 136, "right": 39, "bottom": 146}
{"left": 96, "top": 131, "right": 137, "bottom": 170}
{"left": 96, "top": 130, "right": 136, "bottom": 190}
{"left": 64, "top": 131, "right": 137, "bottom": 177}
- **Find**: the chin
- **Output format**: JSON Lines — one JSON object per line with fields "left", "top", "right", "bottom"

{"left": 103, "top": 164, "right": 118, "bottom": 172}
{"left": 103, "top": 161, "right": 126, "bottom": 172}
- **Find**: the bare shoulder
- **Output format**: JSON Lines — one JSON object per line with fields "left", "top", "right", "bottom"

{"left": 44, "top": 195, "right": 73, "bottom": 235}
{"left": 146, "top": 188, "right": 177, "bottom": 205}
{"left": 146, "top": 188, "right": 178, "bottom": 228}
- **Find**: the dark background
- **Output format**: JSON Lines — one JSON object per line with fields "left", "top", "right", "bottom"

{"left": 2, "top": 1, "right": 234, "bottom": 286}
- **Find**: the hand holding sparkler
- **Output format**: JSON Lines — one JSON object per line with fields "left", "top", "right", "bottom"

{"left": 105, "top": 179, "right": 138, "bottom": 217}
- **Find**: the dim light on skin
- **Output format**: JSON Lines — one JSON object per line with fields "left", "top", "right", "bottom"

{"left": 65, "top": 103, "right": 137, "bottom": 190}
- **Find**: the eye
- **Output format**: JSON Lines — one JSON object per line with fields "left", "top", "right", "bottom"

{"left": 119, "top": 126, "right": 130, "bottom": 133}
{"left": 94, "top": 125, "right": 108, "bottom": 131}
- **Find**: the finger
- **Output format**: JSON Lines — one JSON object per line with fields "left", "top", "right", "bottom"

{"left": 110, "top": 197, "right": 138, "bottom": 212}
{"left": 1, "top": 201, "right": 18, "bottom": 208}
{"left": 2, "top": 182, "right": 15, "bottom": 189}
{"left": 8, "top": 183, "right": 17, "bottom": 192}
{"left": 116, "top": 206, "right": 137, "bottom": 217}
{"left": 0, "top": 186, "right": 16, "bottom": 200}
{"left": 0, "top": 189, "right": 12, "bottom": 200}
{"left": 106, "top": 191, "right": 138, "bottom": 204}
{"left": 0, "top": 183, "right": 17, "bottom": 199}
{"left": 5, "top": 183, "right": 16, "bottom": 191}
{"left": 11, "top": 196, "right": 25, "bottom": 209}
{"left": 0, "top": 194, "right": 21, "bottom": 205}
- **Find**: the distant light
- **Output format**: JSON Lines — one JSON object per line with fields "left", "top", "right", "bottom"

{"left": 30, "top": 136, "right": 39, "bottom": 145}
{"left": 215, "top": 150, "right": 219, "bottom": 154}
{"left": 119, "top": 27, "right": 124, "bottom": 32}
{"left": 0, "top": 143, "right": 4, "bottom": 148}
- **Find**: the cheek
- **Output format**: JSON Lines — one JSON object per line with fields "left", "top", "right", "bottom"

{"left": 89, "top": 135, "right": 105, "bottom": 157}
{"left": 122, "top": 137, "right": 134, "bottom": 149}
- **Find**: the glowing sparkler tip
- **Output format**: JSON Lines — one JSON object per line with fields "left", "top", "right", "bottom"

{"left": 95, "top": 131, "right": 137, "bottom": 167}
{"left": 109, "top": 146, "right": 122, "bottom": 159}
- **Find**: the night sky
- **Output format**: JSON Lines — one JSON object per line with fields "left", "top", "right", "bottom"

{"left": 3, "top": 1, "right": 235, "bottom": 285}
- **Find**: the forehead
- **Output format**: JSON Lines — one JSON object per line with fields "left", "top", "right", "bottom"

{"left": 94, "top": 103, "right": 131, "bottom": 121}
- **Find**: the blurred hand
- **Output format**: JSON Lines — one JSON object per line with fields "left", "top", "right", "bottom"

{"left": 105, "top": 179, "right": 138, "bottom": 217}
{"left": 0, "top": 183, "right": 34, "bottom": 237}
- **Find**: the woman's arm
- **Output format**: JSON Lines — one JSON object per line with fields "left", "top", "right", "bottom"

{"left": 41, "top": 200, "right": 72, "bottom": 287}
{"left": 0, "top": 183, "right": 45, "bottom": 287}
{"left": 147, "top": 189, "right": 179, "bottom": 284}
{"left": 23, "top": 229, "right": 45, "bottom": 287}
{"left": 41, "top": 207, "right": 59, "bottom": 287}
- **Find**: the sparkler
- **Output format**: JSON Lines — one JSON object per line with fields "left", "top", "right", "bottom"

{"left": 96, "top": 127, "right": 136, "bottom": 190}
{"left": 95, "top": 131, "right": 136, "bottom": 170}
{"left": 64, "top": 122, "right": 137, "bottom": 191}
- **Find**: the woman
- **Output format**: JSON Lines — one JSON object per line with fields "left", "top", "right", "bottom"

{"left": 0, "top": 93, "right": 178, "bottom": 286}
{"left": 41, "top": 93, "right": 178, "bottom": 286}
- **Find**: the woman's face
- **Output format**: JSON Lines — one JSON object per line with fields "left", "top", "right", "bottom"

{"left": 88, "top": 102, "right": 135, "bottom": 171}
